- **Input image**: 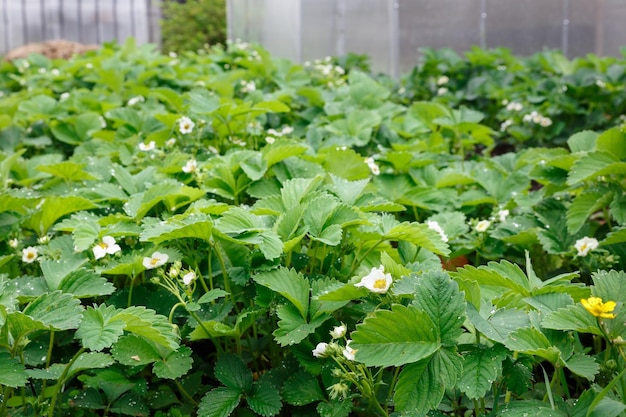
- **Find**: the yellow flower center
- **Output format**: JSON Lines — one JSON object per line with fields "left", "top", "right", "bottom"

{"left": 99, "top": 242, "right": 108, "bottom": 249}
{"left": 150, "top": 258, "right": 159, "bottom": 265}
{"left": 373, "top": 279, "right": 387, "bottom": 289}
{"left": 26, "top": 252, "right": 35, "bottom": 260}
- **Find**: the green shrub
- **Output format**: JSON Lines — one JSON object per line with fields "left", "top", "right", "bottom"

{"left": 161, "top": 0, "right": 226, "bottom": 53}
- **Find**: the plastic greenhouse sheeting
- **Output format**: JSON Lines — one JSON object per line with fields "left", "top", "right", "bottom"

{"left": 227, "top": 0, "right": 626, "bottom": 76}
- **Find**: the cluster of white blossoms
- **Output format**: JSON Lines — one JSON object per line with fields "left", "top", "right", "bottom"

{"left": 138, "top": 141, "right": 156, "bottom": 152}
{"left": 143, "top": 251, "right": 169, "bottom": 269}
{"left": 355, "top": 265, "right": 392, "bottom": 294}
{"left": 496, "top": 209, "right": 509, "bottom": 223}
{"left": 305, "top": 57, "right": 346, "bottom": 77}
{"left": 574, "top": 237, "right": 599, "bottom": 257}
{"left": 240, "top": 80, "right": 256, "bottom": 93}
{"left": 506, "top": 101, "right": 523, "bottom": 112}
{"left": 178, "top": 116, "right": 195, "bottom": 135}
{"left": 265, "top": 126, "right": 294, "bottom": 144}
{"left": 311, "top": 323, "right": 355, "bottom": 364}
{"left": 595, "top": 79, "right": 606, "bottom": 88}
{"left": 437, "top": 75, "right": 449, "bottom": 86}
{"left": 127, "top": 95, "right": 145, "bottom": 106}
{"left": 523, "top": 111, "right": 552, "bottom": 127}
{"left": 437, "top": 87, "right": 448, "bottom": 96}
{"left": 364, "top": 157, "right": 381, "bottom": 176}
{"left": 92, "top": 236, "right": 121, "bottom": 260}
{"left": 182, "top": 159, "right": 198, "bottom": 174}
{"left": 427, "top": 220, "right": 449, "bottom": 242}
{"left": 500, "top": 119, "right": 513, "bottom": 132}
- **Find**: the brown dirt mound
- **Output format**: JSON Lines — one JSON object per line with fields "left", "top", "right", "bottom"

{"left": 4, "top": 39, "right": 99, "bottom": 61}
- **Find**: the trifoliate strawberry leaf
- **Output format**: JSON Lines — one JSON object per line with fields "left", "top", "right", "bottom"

{"left": 458, "top": 345, "right": 507, "bottom": 399}
{"left": 153, "top": 346, "right": 193, "bottom": 380}
{"left": 0, "top": 352, "right": 29, "bottom": 388}
{"left": 111, "top": 334, "right": 161, "bottom": 366}
{"left": 281, "top": 370, "right": 325, "bottom": 406}
{"left": 214, "top": 354, "right": 253, "bottom": 393}
{"left": 76, "top": 304, "right": 125, "bottom": 351}
{"left": 22, "top": 290, "right": 83, "bottom": 331}
{"left": 253, "top": 267, "right": 309, "bottom": 318}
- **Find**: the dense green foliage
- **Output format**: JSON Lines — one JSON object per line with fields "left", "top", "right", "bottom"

{"left": 161, "top": 0, "right": 226, "bottom": 54}
{"left": 0, "top": 40, "right": 625, "bottom": 417}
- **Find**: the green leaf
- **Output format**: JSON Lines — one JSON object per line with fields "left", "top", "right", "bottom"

{"left": 568, "top": 152, "right": 625, "bottom": 186}
{"left": 215, "top": 354, "right": 253, "bottom": 392}
{"left": 23, "top": 291, "right": 83, "bottom": 330}
{"left": 115, "top": 306, "right": 179, "bottom": 350}
{"left": 76, "top": 304, "right": 125, "bottom": 351}
{"left": 602, "top": 227, "right": 626, "bottom": 246}
{"left": 592, "top": 270, "right": 626, "bottom": 304}
{"left": 351, "top": 304, "right": 440, "bottom": 367}
{"left": 567, "top": 189, "right": 614, "bottom": 234}
{"left": 281, "top": 370, "right": 325, "bottom": 406}
{"left": 37, "top": 161, "right": 98, "bottom": 182}
{"left": 596, "top": 126, "right": 626, "bottom": 160}
{"left": 0, "top": 352, "right": 29, "bottom": 388}
{"left": 412, "top": 271, "right": 466, "bottom": 346}
{"left": 22, "top": 196, "right": 97, "bottom": 234}
{"left": 67, "top": 352, "right": 115, "bottom": 379}
{"left": 153, "top": 346, "right": 193, "bottom": 379}
{"left": 140, "top": 214, "right": 214, "bottom": 244}
{"left": 504, "top": 327, "right": 561, "bottom": 364}
{"left": 541, "top": 304, "right": 603, "bottom": 335}
{"left": 198, "top": 289, "right": 230, "bottom": 304}
{"left": 498, "top": 401, "right": 568, "bottom": 417}
{"left": 568, "top": 130, "right": 598, "bottom": 153}
{"left": 466, "top": 304, "right": 530, "bottom": 344}
{"left": 253, "top": 268, "right": 309, "bottom": 318}
{"left": 111, "top": 335, "right": 160, "bottom": 366}
{"left": 458, "top": 345, "right": 507, "bottom": 399}
{"left": 247, "top": 381, "right": 282, "bottom": 417}
{"left": 393, "top": 349, "right": 461, "bottom": 416}
{"left": 564, "top": 353, "right": 598, "bottom": 380}
{"left": 317, "top": 400, "right": 352, "bottom": 417}
{"left": 453, "top": 260, "right": 531, "bottom": 296}
{"left": 187, "top": 88, "right": 220, "bottom": 114}
{"left": 273, "top": 304, "right": 329, "bottom": 346}
{"left": 385, "top": 222, "right": 450, "bottom": 256}
{"left": 198, "top": 387, "right": 242, "bottom": 417}
{"left": 58, "top": 268, "right": 115, "bottom": 298}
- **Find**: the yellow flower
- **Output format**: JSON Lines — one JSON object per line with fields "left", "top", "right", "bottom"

{"left": 581, "top": 297, "right": 617, "bottom": 319}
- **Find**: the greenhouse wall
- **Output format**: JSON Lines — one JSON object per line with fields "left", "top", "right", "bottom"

{"left": 0, "top": 0, "right": 161, "bottom": 55}
{"left": 227, "top": 0, "right": 626, "bottom": 76}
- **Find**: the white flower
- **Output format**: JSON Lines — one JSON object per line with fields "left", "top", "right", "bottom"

{"left": 265, "top": 136, "right": 276, "bottom": 144}
{"left": 127, "top": 95, "right": 145, "bottom": 106}
{"left": 168, "top": 267, "right": 180, "bottom": 278}
{"left": 143, "top": 251, "right": 169, "bottom": 269}
{"left": 312, "top": 342, "right": 329, "bottom": 358}
{"left": 22, "top": 246, "right": 38, "bottom": 263}
{"left": 595, "top": 79, "right": 606, "bottom": 88}
{"left": 138, "top": 141, "right": 156, "bottom": 151}
{"left": 364, "top": 157, "right": 380, "bottom": 176}
{"left": 86, "top": 63, "right": 93, "bottom": 69}
{"left": 281, "top": 126, "right": 294, "bottom": 135}
{"left": 575, "top": 237, "right": 599, "bottom": 257}
{"left": 538, "top": 117, "right": 552, "bottom": 127}
{"left": 182, "top": 159, "right": 198, "bottom": 173}
{"left": 178, "top": 116, "right": 195, "bottom": 134}
{"left": 500, "top": 119, "right": 513, "bottom": 132}
{"left": 475, "top": 220, "right": 491, "bottom": 233}
{"left": 241, "top": 80, "right": 256, "bottom": 93}
{"left": 9, "top": 238, "right": 18, "bottom": 248}
{"left": 38, "top": 68, "right": 46, "bottom": 74}
{"left": 59, "top": 92, "right": 70, "bottom": 101}
{"left": 166, "top": 138, "right": 176, "bottom": 147}
{"left": 355, "top": 265, "right": 392, "bottom": 294}
{"left": 437, "top": 87, "right": 448, "bottom": 96}
{"left": 427, "top": 220, "right": 449, "bottom": 243}
{"left": 497, "top": 65, "right": 507, "bottom": 71}
{"left": 92, "top": 236, "right": 121, "bottom": 260}
{"left": 182, "top": 271, "right": 196, "bottom": 285}
{"left": 506, "top": 102, "right": 523, "bottom": 112}
{"left": 343, "top": 340, "right": 357, "bottom": 361}
{"left": 168, "top": 51, "right": 178, "bottom": 58}
{"left": 37, "top": 235, "right": 50, "bottom": 244}
{"left": 99, "top": 116, "right": 107, "bottom": 128}
{"left": 497, "top": 209, "right": 510, "bottom": 222}
{"left": 330, "top": 324, "right": 347, "bottom": 339}
{"left": 437, "top": 75, "right": 449, "bottom": 85}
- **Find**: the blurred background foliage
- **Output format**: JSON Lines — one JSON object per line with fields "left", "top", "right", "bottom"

{"left": 161, "top": 0, "right": 227, "bottom": 53}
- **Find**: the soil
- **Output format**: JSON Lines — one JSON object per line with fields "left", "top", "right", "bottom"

{"left": 4, "top": 39, "right": 99, "bottom": 61}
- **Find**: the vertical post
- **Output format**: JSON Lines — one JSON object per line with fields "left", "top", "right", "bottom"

{"left": 479, "top": 0, "right": 487, "bottom": 48}
{"left": 594, "top": 0, "right": 604, "bottom": 55}
{"left": 59, "top": 0, "right": 65, "bottom": 39}
{"left": 561, "top": 0, "right": 570, "bottom": 56}
{"left": 130, "top": 0, "right": 137, "bottom": 39}
{"left": 335, "top": 0, "right": 346, "bottom": 57}
{"left": 40, "top": 0, "right": 46, "bottom": 40}
{"left": 3, "top": 0, "right": 10, "bottom": 53}
{"left": 113, "top": 0, "right": 119, "bottom": 42}
{"left": 95, "top": 0, "right": 101, "bottom": 43}
{"left": 147, "top": 0, "right": 161, "bottom": 47}
{"left": 78, "top": 0, "right": 83, "bottom": 43}
{"left": 226, "top": 0, "right": 233, "bottom": 41}
{"left": 388, "top": 0, "right": 400, "bottom": 78}
{"left": 22, "top": 0, "right": 28, "bottom": 43}
{"left": 295, "top": 0, "right": 302, "bottom": 62}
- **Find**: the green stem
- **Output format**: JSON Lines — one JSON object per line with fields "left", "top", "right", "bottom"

{"left": 174, "top": 379, "right": 198, "bottom": 406}
{"left": 587, "top": 367, "right": 626, "bottom": 417}
{"left": 48, "top": 347, "right": 86, "bottom": 417}
{"left": 169, "top": 302, "right": 185, "bottom": 323}
{"left": 385, "top": 367, "right": 401, "bottom": 412}
{"left": 0, "top": 385, "right": 11, "bottom": 416}
{"left": 349, "top": 238, "right": 385, "bottom": 276}
{"left": 189, "top": 310, "right": 224, "bottom": 354}
{"left": 39, "top": 331, "right": 56, "bottom": 408}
